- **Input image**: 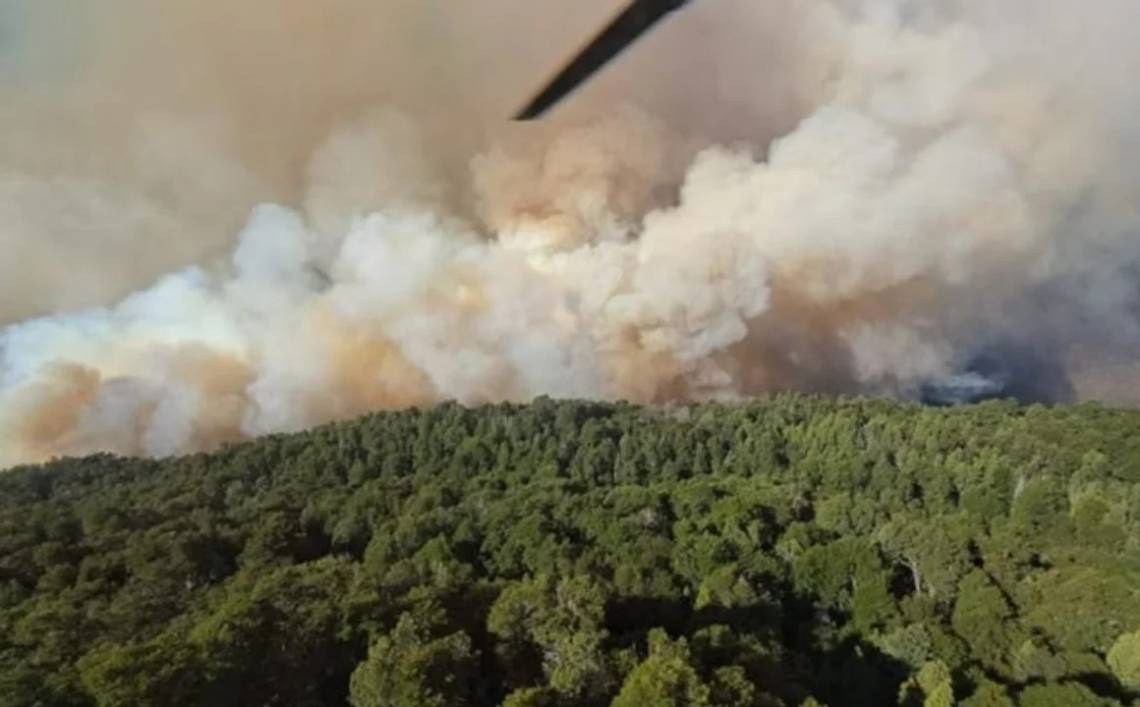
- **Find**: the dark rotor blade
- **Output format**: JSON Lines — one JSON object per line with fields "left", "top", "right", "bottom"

{"left": 514, "top": 0, "right": 691, "bottom": 120}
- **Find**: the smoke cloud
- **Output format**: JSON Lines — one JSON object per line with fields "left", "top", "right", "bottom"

{"left": 2, "top": 0, "right": 1139, "bottom": 466}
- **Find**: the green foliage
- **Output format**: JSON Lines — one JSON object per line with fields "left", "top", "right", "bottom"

{"left": 500, "top": 687, "right": 559, "bottom": 707}
{"left": 487, "top": 574, "right": 611, "bottom": 697}
{"left": 961, "top": 678, "right": 1015, "bottom": 707}
{"left": 2, "top": 395, "right": 1140, "bottom": 705}
{"left": 77, "top": 638, "right": 203, "bottom": 707}
{"left": 611, "top": 630, "right": 712, "bottom": 707}
{"left": 1107, "top": 629, "right": 1140, "bottom": 691}
{"left": 348, "top": 608, "right": 476, "bottom": 707}
{"left": 1016, "top": 682, "right": 1118, "bottom": 707}
{"left": 898, "top": 661, "right": 954, "bottom": 707}
{"left": 951, "top": 570, "right": 1013, "bottom": 671}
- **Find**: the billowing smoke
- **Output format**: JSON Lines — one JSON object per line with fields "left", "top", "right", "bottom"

{"left": 2, "top": 0, "right": 1139, "bottom": 466}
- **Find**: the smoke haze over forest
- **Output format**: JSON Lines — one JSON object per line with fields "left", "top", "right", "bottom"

{"left": 2, "top": 0, "right": 1140, "bottom": 466}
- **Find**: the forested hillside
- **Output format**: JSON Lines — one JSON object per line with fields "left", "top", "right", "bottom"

{"left": 3, "top": 395, "right": 1140, "bottom": 706}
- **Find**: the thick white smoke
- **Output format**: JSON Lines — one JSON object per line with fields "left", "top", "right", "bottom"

{"left": 2, "top": 0, "right": 1140, "bottom": 466}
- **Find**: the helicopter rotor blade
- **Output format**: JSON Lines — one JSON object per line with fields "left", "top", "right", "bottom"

{"left": 514, "top": 0, "right": 692, "bottom": 120}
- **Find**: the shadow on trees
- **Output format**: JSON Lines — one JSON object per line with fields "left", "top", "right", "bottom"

{"left": 605, "top": 593, "right": 908, "bottom": 706}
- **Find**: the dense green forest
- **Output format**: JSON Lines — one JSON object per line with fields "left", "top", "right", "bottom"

{"left": 3, "top": 395, "right": 1140, "bottom": 706}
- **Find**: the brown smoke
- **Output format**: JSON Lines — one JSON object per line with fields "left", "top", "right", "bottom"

{"left": 2, "top": 0, "right": 1140, "bottom": 467}
{"left": 0, "top": 0, "right": 821, "bottom": 323}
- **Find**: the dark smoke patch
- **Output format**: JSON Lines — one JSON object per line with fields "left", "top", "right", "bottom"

{"left": 967, "top": 343, "right": 1076, "bottom": 404}
{"left": 920, "top": 372, "right": 1006, "bottom": 407}
{"left": 921, "top": 338, "right": 1078, "bottom": 407}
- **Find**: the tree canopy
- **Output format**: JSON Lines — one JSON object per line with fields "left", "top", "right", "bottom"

{"left": 2, "top": 394, "right": 1140, "bottom": 706}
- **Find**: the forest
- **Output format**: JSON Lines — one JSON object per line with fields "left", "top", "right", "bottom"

{"left": 2, "top": 394, "right": 1140, "bottom": 706}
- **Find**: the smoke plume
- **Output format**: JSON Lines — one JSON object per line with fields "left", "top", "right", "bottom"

{"left": 2, "top": 0, "right": 1140, "bottom": 466}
